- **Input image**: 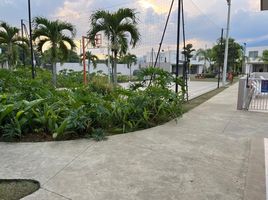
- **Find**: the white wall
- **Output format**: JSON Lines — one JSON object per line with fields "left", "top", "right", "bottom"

{"left": 56, "top": 63, "right": 140, "bottom": 75}
{"left": 246, "top": 46, "right": 268, "bottom": 62}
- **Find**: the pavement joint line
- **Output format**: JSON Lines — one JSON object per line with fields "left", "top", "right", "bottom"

{"left": 264, "top": 138, "right": 268, "bottom": 200}
{"left": 242, "top": 136, "right": 251, "bottom": 200}
{"left": 41, "top": 187, "right": 72, "bottom": 200}
{"left": 221, "top": 115, "right": 234, "bottom": 134}
{"left": 43, "top": 142, "right": 96, "bottom": 187}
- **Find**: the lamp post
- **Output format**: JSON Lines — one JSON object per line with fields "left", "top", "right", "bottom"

{"left": 21, "top": 19, "right": 25, "bottom": 66}
{"left": 28, "top": 0, "right": 35, "bottom": 79}
{"left": 222, "top": 0, "right": 231, "bottom": 86}
{"left": 243, "top": 43, "right": 247, "bottom": 73}
{"left": 175, "top": 0, "right": 182, "bottom": 93}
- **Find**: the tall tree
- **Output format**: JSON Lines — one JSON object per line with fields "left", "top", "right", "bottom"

{"left": 120, "top": 53, "right": 137, "bottom": 81}
{"left": 182, "top": 44, "right": 195, "bottom": 75}
{"left": 212, "top": 38, "right": 242, "bottom": 72}
{"left": 196, "top": 48, "right": 214, "bottom": 72}
{"left": 0, "top": 22, "right": 28, "bottom": 69}
{"left": 33, "top": 17, "right": 76, "bottom": 86}
{"left": 182, "top": 44, "right": 195, "bottom": 62}
{"left": 88, "top": 8, "right": 140, "bottom": 84}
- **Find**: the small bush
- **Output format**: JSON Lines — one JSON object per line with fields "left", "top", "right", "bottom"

{"left": 203, "top": 73, "right": 216, "bottom": 79}
{"left": 91, "top": 128, "right": 107, "bottom": 141}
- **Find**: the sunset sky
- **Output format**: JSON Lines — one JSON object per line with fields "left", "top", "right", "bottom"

{"left": 1, "top": 0, "right": 268, "bottom": 55}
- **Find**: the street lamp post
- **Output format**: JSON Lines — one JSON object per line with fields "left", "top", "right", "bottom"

{"left": 223, "top": 0, "right": 231, "bottom": 86}
{"left": 243, "top": 43, "right": 247, "bottom": 74}
{"left": 175, "top": 0, "right": 182, "bottom": 93}
{"left": 28, "top": 0, "right": 35, "bottom": 79}
{"left": 21, "top": 19, "right": 25, "bottom": 66}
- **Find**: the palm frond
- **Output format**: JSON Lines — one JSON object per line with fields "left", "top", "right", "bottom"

{"left": 116, "top": 8, "right": 138, "bottom": 24}
{"left": 117, "top": 23, "right": 140, "bottom": 47}
{"left": 62, "top": 35, "right": 76, "bottom": 49}
{"left": 57, "top": 21, "right": 76, "bottom": 37}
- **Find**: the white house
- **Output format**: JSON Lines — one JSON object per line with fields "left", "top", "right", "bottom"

{"left": 139, "top": 50, "right": 205, "bottom": 75}
{"left": 245, "top": 46, "right": 268, "bottom": 73}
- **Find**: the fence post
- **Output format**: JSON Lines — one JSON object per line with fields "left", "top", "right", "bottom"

{"left": 237, "top": 77, "right": 248, "bottom": 110}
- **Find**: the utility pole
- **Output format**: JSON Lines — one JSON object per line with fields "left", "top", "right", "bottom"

{"left": 243, "top": 43, "right": 247, "bottom": 74}
{"left": 151, "top": 48, "right": 154, "bottom": 67}
{"left": 28, "top": 0, "right": 35, "bottom": 79}
{"left": 181, "top": 0, "right": 188, "bottom": 101}
{"left": 153, "top": 0, "right": 175, "bottom": 68}
{"left": 218, "top": 28, "right": 224, "bottom": 88}
{"left": 223, "top": 0, "right": 231, "bottom": 86}
{"left": 175, "top": 0, "right": 182, "bottom": 93}
{"left": 21, "top": 19, "right": 25, "bottom": 66}
{"left": 107, "top": 36, "right": 111, "bottom": 83}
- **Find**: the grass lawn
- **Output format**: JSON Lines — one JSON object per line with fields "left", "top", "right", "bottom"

{"left": 182, "top": 87, "right": 226, "bottom": 113}
{"left": 190, "top": 77, "right": 219, "bottom": 82}
{"left": 0, "top": 180, "right": 40, "bottom": 200}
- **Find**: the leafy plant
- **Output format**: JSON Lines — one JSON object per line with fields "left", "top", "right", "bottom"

{"left": 91, "top": 128, "right": 107, "bottom": 141}
{"left": 0, "top": 66, "right": 184, "bottom": 142}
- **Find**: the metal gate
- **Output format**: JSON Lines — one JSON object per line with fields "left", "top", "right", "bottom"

{"left": 248, "top": 78, "right": 268, "bottom": 111}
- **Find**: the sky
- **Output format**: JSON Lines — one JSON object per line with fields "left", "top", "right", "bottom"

{"left": 1, "top": 0, "right": 268, "bottom": 56}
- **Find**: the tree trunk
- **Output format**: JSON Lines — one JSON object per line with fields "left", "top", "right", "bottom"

{"left": 52, "top": 62, "right": 57, "bottom": 87}
{"left": 88, "top": 59, "right": 90, "bottom": 82}
{"left": 113, "top": 51, "right": 118, "bottom": 84}
{"left": 129, "top": 64, "right": 132, "bottom": 81}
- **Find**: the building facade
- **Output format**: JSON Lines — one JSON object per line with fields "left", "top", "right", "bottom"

{"left": 139, "top": 50, "right": 206, "bottom": 75}
{"left": 245, "top": 46, "right": 268, "bottom": 73}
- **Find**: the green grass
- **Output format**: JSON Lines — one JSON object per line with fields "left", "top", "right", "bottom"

{"left": 182, "top": 87, "right": 226, "bottom": 113}
{"left": 190, "top": 77, "right": 219, "bottom": 82}
{"left": 0, "top": 179, "right": 40, "bottom": 200}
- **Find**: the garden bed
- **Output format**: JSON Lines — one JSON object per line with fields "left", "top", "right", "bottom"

{"left": 0, "top": 179, "right": 40, "bottom": 200}
{"left": 0, "top": 67, "right": 184, "bottom": 142}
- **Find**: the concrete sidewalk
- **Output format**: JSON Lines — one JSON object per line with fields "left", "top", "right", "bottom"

{"left": 120, "top": 81, "right": 220, "bottom": 100}
{"left": 0, "top": 83, "right": 267, "bottom": 200}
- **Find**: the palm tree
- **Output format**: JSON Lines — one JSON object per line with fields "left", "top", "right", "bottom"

{"left": 182, "top": 44, "right": 195, "bottom": 75}
{"left": 0, "top": 22, "right": 28, "bottom": 69}
{"left": 262, "top": 50, "right": 268, "bottom": 63}
{"left": 182, "top": 44, "right": 195, "bottom": 62}
{"left": 84, "top": 51, "right": 99, "bottom": 80}
{"left": 196, "top": 48, "right": 214, "bottom": 72}
{"left": 0, "top": 53, "right": 7, "bottom": 68}
{"left": 88, "top": 8, "right": 140, "bottom": 84}
{"left": 33, "top": 17, "right": 76, "bottom": 86}
{"left": 120, "top": 53, "right": 137, "bottom": 81}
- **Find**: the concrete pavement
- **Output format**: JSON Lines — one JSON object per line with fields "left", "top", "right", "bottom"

{"left": 0, "top": 83, "right": 267, "bottom": 200}
{"left": 120, "top": 81, "right": 220, "bottom": 100}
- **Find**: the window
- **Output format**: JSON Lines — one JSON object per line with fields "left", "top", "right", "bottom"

{"left": 248, "top": 51, "right": 258, "bottom": 59}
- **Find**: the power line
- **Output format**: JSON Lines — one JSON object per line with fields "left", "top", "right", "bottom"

{"left": 188, "top": 0, "right": 222, "bottom": 29}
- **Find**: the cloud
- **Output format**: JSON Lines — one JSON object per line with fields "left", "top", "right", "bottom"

{"left": 138, "top": 0, "right": 171, "bottom": 14}
{"left": 1, "top": 0, "right": 268, "bottom": 56}
{"left": 0, "top": 0, "right": 15, "bottom": 6}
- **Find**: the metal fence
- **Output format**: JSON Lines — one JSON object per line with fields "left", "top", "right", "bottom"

{"left": 237, "top": 74, "right": 268, "bottom": 112}
{"left": 248, "top": 78, "right": 268, "bottom": 111}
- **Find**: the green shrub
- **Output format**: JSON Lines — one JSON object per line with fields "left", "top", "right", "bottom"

{"left": 0, "top": 66, "right": 184, "bottom": 141}
{"left": 90, "top": 128, "right": 107, "bottom": 141}
{"left": 203, "top": 73, "right": 216, "bottom": 79}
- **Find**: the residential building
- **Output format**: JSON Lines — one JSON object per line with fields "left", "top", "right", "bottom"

{"left": 139, "top": 50, "right": 205, "bottom": 75}
{"left": 245, "top": 46, "right": 268, "bottom": 73}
